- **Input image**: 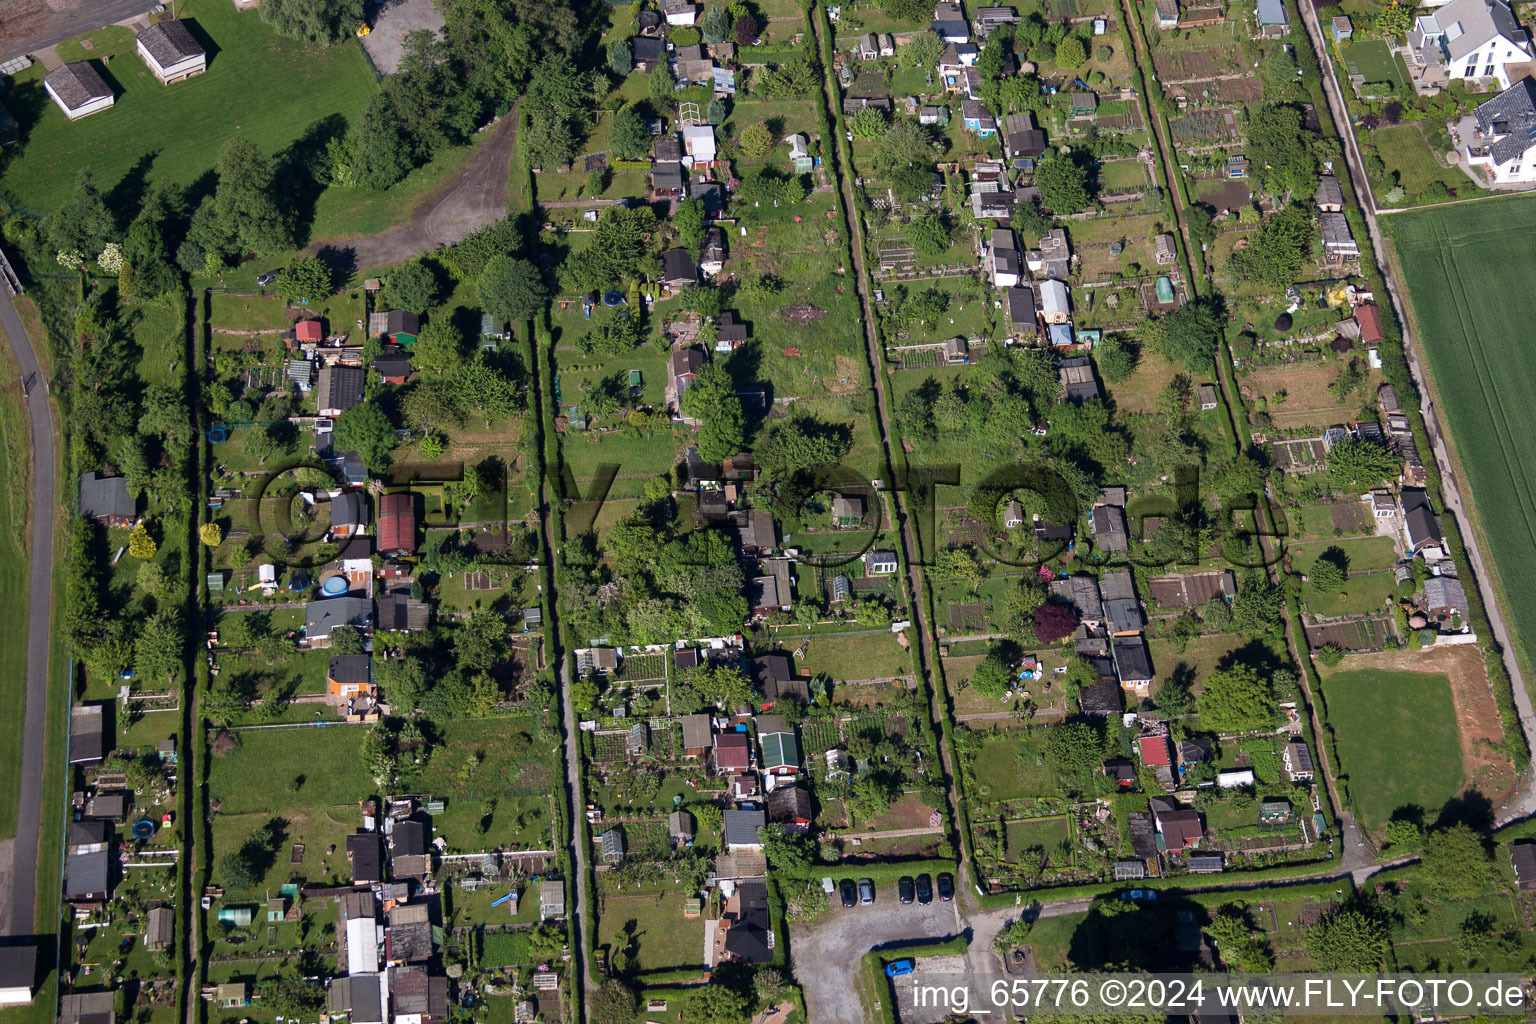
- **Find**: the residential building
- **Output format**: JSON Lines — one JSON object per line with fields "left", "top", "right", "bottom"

{"left": 832, "top": 495, "right": 864, "bottom": 526}
{"left": 661, "top": 248, "right": 698, "bottom": 290}
{"left": 1409, "top": 0, "right": 1531, "bottom": 91}
{"left": 761, "top": 730, "right": 801, "bottom": 775}
{"left": 632, "top": 34, "right": 665, "bottom": 71}
{"left": 683, "top": 123, "right": 717, "bottom": 165}
{"left": 1040, "top": 279, "right": 1070, "bottom": 323}
{"left": 715, "top": 732, "right": 752, "bottom": 773}
{"left": 1102, "top": 570, "right": 1145, "bottom": 633}
{"left": 1354, "top": 302, "right": 1385, "bottom": 344}
{"left": 961, "top": 99, "right": 998, "bottom": 136}
{"left": 305, "top": 596, "right": 373, "bottom": 643}
{"left": 1283, "top": 739, "right": 1314, "bottom": 781}
{"left": 1255, "top": 0, "right": 1290, "bottom": 35}
{"left": 369, "top": 309, "right": 420, "bottom": 345}
{"left": 346, "top": 832, "right": 385, "bottom": 884}
{"left": 1148, "top": 570, "right": 1236, "bottom": 608}
{"left": 1059, "top": 357, "right": 1101, "bottom": 403}
{"left": 1050, "top": 575, "right": 1104, "bottom": 624}
{"left": 1139, "top": 733, "right": 1173, "bottom": 768}
{"left": 749, "top": 561, "right": 793, "bottom": 616}
{"left": 727, "top": 508, "right": 776, "bottom": 555}
{"left": 669, "top": 809, "right": 697, "bottom": 841}
{"left": 1153, "top": 233, "right": 1177, "bottom": 265}
{"left": 59, "top": 993, "right": 114, "bottom": 1024}
{"left": 1006, "top": 285, "right": 1038, "bottom": 337}
{"left": 932, "top": 0, "right": 970, "bottom": 41}
{"left": 1402, "top": 487, "right": 1445, "bottom": 553}
{"left": 986, "top": 228, "right": 1020, "bottom": 287}
{"left": 974, "top": 5, "right": 1020, "bottom": 37}
{"left": 1424, "top": 574, "right": 1470, "bottom": 621}
{"left": 724, "top": 809, "right": 768, "bottom": 848}
{"left": 377, "top": 492, "right": 416, "bottom": 557}
{"left": 1314, "top": 174, "right": 1345, "bottom": 211}
{"left": 1151, "top": 798, "right": 1204, "bottom": 850}
{"left": 540, "top": 880, "right": 565, "bottom": 918}
{"left": 700, "top": 226, "right": 727, "bottom": 276}
{"left": 864, "top": 549, "right": 898, "bottom": 574}
{"left": 371, "top": 351, "right": 410, "bottom": 384}
{"left": 720, "top": 880, "right": 772, "bottom": 963}
{"left": 1002, "top": 112, "right": 1047, "bottom": 158}
{"left": 767, "top": 785, "right": 813, "bottom": 831}
{"left": 680, "top": 714, "right": 713, "bottom": 757}
{"left": 69, "top": 704, "right": 108, "bottom": 766}
{"left": 1091, "top": 502, "right": 1129, "bottom": 552}
{"left": 749, "top": 652, "right": 810, "bottom": 703}
{"left": 1156, "top": 0, "right": 1180, "bottom": 27}
{"left": 44, "top": 62, "right": 114, "bottom": 119}
{"left": 1113, "top": 635, "right": 1154, "bottom": 693}
{"left": 945, "top": 336, "right": 970, "bottom": 363}
{"left": 136, "top": 20, "right": 206, "bottom": 83}
{"left": 79, "top": 472, "right": 135, "bottom": 526}
{"left": 662, "top": 0, "right": 699, "bottom": 24}
{"left": 1004, "top": 500, "right": 1026, "bottom": 528}
{"left": 1026, "top": 229, "right": 1071, "bottom": 277}
{"left": 376, "top": 591, "right": 429, "bottom": 633}
{"left": 317, "top": 364, "right": 365, "bottom": 417}
{"left": 1460, "top": 78, "right": 1536, "bottom": 184}
{"left": 330, "top": 491, "right": 367, "bottom": 539}
{"left": 1332, "top": 14, "right": 1354, "bottom": 40}
{"left": 575, "top": 647, "right": 620, "bottom": 677}
{"left": 1511, "top": 841, "right": 1536, "bottom": 889}
{"left": 327, "top": 654, "right": 373, "bottom": 699}
{"left": 1069, "top": 91, "right": 1098, "bottom": 116}
{"left": 1320, "top": 211, "right": 1359, "bottom": 260}
{"left": 0, "top": 945, "right": 36, "bottom": 1005}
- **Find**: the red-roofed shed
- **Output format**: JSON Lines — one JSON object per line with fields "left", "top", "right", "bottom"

{"left": 715, "top": 732, "right": 751, "bottom": 772}
{"left": 1138, "top": 735, "right": 1173, "bottom": 767}
{"left": 1354, "top": 303, "right": 1384, "bottom": 345}
{"left": 378, "top": 492, "right": 416, "bottom": 556}
{"left": 295, "top": 320, "right": 324, "bottom": 343}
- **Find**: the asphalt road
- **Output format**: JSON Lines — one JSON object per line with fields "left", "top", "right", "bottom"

{"left": 0, "top": 0, "right": 151, "bottom": 63}
{"left": 0, "top": 272, "right": 56, "bottom": 939}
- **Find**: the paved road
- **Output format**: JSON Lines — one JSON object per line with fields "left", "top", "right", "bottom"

{"left": 305, "top": 106, "right": 519, "bottom": 270}
{"left": 0, "top": 270, "right": 56, "bottom": 938}
{"left": 1294, "top": 0, "right": 1536, "bottom": 823}
{"left": 0, "top": 0, "right": 150, "bottom": 63}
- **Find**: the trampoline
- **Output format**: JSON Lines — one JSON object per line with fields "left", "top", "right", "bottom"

{"left": 288, "top": 574, "right": 311, "bottom": 592}
{"left": 207, "top": 423, "right": 229, "bottom": 443}
{"left": 602, "top": 291, "right": 624, "bottom": 306}
{"left": 131, "top": 819, "right": 156, "bottom": 840}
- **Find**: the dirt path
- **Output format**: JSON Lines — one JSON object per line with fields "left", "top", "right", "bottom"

{"left": 305, "top": 106, "right": 518, "bottom": 270}
{"left": 1334, "top": 645, "right": 1518, "bottom": 807}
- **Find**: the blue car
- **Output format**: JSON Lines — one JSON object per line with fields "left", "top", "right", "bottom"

{"left": 885, "top": 959, "right": 914, "bottom": 978}
{"left": 1120, "top": 889, "right": 1158, "bottom": 902}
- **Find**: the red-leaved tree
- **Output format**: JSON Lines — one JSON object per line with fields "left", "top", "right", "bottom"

{"left": 1032, "top": 601, "right": 1081, "bottom": 644}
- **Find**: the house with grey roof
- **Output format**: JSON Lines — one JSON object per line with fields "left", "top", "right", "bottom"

{"left": 79, "top": 472, "right": 135, "bottom": 526}
{"left": 45, "top": 62, "right": 114, "bottom": 120}
{"left": 723, "top": 808, "right": 767, "bottom": 848}
{"left": 305, "top": 596, "right": 373, "bottom": 643}
{"left": 136, "top": 20, "right": 206, "bottom": 83}
{"left": 1460, "top": 78, "right": 1536, "bottom": 185}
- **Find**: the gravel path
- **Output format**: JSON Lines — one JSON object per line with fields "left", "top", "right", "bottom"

{"left": 306, "top": 106, "right": 518, "bottom": 270}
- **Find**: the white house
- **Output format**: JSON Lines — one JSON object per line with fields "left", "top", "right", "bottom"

{"left": 661, "top": 0, "right": 699, "bottom": 25}
{"left": 136, "top": 20, "right": 207, "bottom": 84}
{"left": 43, "top": 62, "right": 114, "bottom": 120}
{"left": 1459, "top": 78, "right": 1536, "bottom": 184}
{"left": 987, "top": 227, "right": 1020, "bottom": 287}
{"left": 682, "top": 124, "right": 717, "bottom": 166}
{"left": 1408, "top": 0, "right": 1532, "bottom": 91}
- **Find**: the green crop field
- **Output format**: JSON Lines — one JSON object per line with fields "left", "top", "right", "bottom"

{"left": 1386, "top": 198, "right": 1536, "bottom": 676}
{"left": 2, "top": 0, "right": 376, "bottom": 217}
{"left": 1323, "top": 668, "right": 1462, "bottom": 830}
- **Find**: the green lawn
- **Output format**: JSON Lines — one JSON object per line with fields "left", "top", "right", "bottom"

{"left": 796, "top": 632, "right": 912, "bottom": 680}
{"left": 207, "top": 725, "right": 373, "bottom": 813}
{"left": 1373, "top": 124, "right": 1451, "bottom": 198}
{"left": 598, "top": 891, "right": 706, "bottom": 974}
{"left": 1386, "top": 198, "right": 1536, "bottom": 674}
{"left": 3, "top": 0, "right": 377, "bottom": 217}
{"left": 1004, "top": 816, "right": 1070, "bottom": 861}
{"left": 1301, "top": 570, "right": 1397, "bottom": 617}
{"left": 1343, "top": 39, "right": 1411, "bottom": 93}
{"left": 972, "top": 734, "right": 1058, "bottom": 802}
{"left": 0, "top": 352, "right": 30, "bottom": 839}
{"left": 1322, "top": 668, "right": 1463, "bottom": 830}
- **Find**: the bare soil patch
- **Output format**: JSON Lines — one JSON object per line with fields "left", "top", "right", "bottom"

{"left": 1335, "top": 645, "right": 1518, "bottom": 810}
{"left": 1242, "top": 360, "right": 1375, "bottom": 430}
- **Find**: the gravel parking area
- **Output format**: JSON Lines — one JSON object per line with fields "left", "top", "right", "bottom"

{"left": 359, "top": 0, "right": 444, "bottom": 74}
{"left": 893, "top": 954, "right": 971, "bottom": 1024}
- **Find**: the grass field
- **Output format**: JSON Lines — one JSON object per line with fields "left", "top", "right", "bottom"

{"left": 1386, "top": 198, "right": 1536, "bottom": 677}
{"left": 0, "top": 344, "right": 30, "bottom": 839}
{"left": 208, "top": 725, "right": 373, "bottom": 813}
{"left": 1343, "top": 39, "right": 1412, "bottom": 93}
{"left": 1323, "top": 668, "right": 1463, "bottom": 829}
{"left": 1373, "top": 125, "right": 1451, "bottom": 198}
{"left": 598, "top": 891, "right": 706, "bottom": 973}
{"left": 2, "top": 0, "right": 377, "bottom": 217}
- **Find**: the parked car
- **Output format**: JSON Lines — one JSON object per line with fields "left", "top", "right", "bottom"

{"left": 1120, "top": 889, "right": 1158, "bottom": 902}
{"left": 256, "top": 269, "right": 280, "bottom": 287}
{"left": 885, "top": 959, "right": 914, "bottom": 978}
{"left": 898, "top": 876, "right": 915, "bottom": 904}
{"left": 858, "top": 878, "right": 875, "bottom": 904}
{"left": 916, "top": 873, "right": 933, "bottom": 905}
{"left": 937, "top": 872, "right": 955, "bottom": 902}
{"left": 839, "top": 878, "right": 857, "bottom": 908}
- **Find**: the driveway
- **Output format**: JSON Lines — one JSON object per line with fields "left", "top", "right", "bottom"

{"left": 359, "top": 0, "right": 444, "bottom": 74}
{"left": 305, "top": 104, "right": 517, "bottom": 271}
{"left": 0, "top": 0, "right": 150, "bottom": 62}
{"left": 0, "top": 265, "right": 57, "bottom": 938}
